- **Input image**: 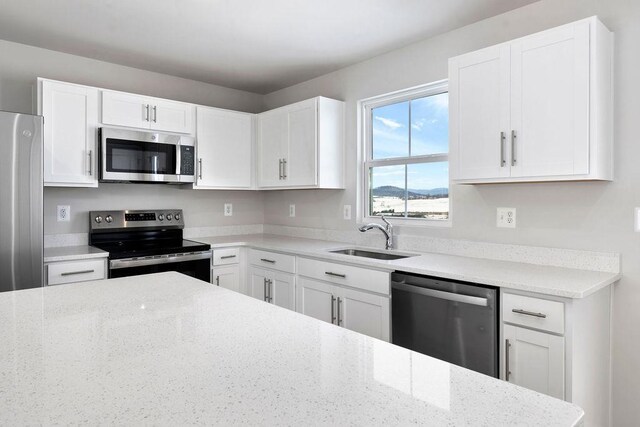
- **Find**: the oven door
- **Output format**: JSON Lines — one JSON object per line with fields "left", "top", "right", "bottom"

{"left": 100, "top": 128, "right": 182, "bottom": 183}
{"left": 109, "top": 252, "right": 211, "bottom": 282}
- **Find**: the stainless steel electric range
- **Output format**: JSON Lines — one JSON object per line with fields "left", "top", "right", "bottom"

{"left": 89, "top": 209, "right": 211, "bottom": 282}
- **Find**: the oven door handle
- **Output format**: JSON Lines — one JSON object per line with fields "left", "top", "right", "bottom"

{"left": 392, "top": 281, "right": 488, "bottom": 307}
{"left": 110, "top": 251, "right": 212, "bottom": 269}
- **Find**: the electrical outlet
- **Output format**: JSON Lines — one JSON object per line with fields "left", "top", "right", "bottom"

{"left": 57, "top": 205, "right": 70, "bottom": 222}
{"left": 224, "top": 203, "right": 233, "bottom": 217}
{"left": 343, "top": 204, "right": 352, "bottom": 220}
{"left": 289, "top": 204, "right": 296, "bottom": 217}
{"left": 497, "top": 207, "right": 516, "bottom": 228}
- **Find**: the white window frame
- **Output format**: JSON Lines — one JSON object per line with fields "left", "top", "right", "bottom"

{"left": 357, "top": 79, "right": 451, "bottom": 227}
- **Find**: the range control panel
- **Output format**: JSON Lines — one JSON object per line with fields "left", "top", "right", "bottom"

{"left": 90, "top": 209, "right": 184, "bottom": 230}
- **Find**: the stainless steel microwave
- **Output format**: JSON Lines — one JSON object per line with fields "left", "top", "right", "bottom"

{"left": 99, "top": 128, "right": 195, "bottom": 184}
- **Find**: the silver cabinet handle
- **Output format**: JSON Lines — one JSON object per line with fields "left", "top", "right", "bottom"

{"left": 88, "top": 150, "right": 93, "bottom": 176}
{"left": 198, "top": 158, "right": 203, "bottom": 180}
{"left": 145, "top": 104, "right": 150, "bottom": 122}
{"left": 511, "top": 130, "right": 517, "bottom": 166}
{"left": 278, "top": 159, "right": 283, "bottom": 180}
{"left": 325, "top": 271, "right": 346, "bottom": 278}
{"left": 61, "top": 269, "right": 94, "bottom": 276}
{"left": 263, "top": 278, "right": 268, "bottom": 302}
{"left": 500, "top": 132, "right": 506, "bottom": 167}
{"left": 337, "top": 297, "right": 342, "bottom": 326}
{"left": 331, "top": 295, "right": 336, "bottom": 324}
{"left": 267, "top": 278, "right": 273, "bottom": 303}
{"left": 152, "top": 105, "right": 157, "bottom": 123}
{"left": 282, "top": 158, "right": 287, "bottom": 179}
{"left": 215, "top": 276, "right": 220, "bottom": 286}
{"left": 505, "top": 339, "right": 512, "bottom": 381}
{"left": 220, "top": 255, "right": 236, "bottom": 260}
{"left": 260, "top": 258, "right": 276, "bottom": 264}
{"left": 512, "top": 308, "right": 547, "bottom": 318}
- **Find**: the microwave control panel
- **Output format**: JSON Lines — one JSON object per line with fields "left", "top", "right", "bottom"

{"left": 180, "top": 145, "right": 195, "bottom": 176}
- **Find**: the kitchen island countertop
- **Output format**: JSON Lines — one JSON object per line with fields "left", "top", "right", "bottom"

{"left": 0, "top": 272, "right": 583, "bottom": 426}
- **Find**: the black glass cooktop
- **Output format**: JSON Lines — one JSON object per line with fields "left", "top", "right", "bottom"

{"left": 92, "top": 238, "right": 210, "bottom": 260}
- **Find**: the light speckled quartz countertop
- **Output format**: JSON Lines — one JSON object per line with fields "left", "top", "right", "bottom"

{"left": 0, "top": 272, "right": 583, "bottom": 426}
{"left": 44, "top": 245, "right": 109, "bottom": 262}
{"left": 195, "top": 234, "right": 619, "bottom": 298}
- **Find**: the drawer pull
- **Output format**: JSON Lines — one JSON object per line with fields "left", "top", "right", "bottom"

{"left": 325, "top": 271, "right": 346, "bottom": 278}
{"left": 260, "top": 258, "right": 276, "bottom": 264}
{"left": 220, "top": 255, "right": 237, "bottom": 260}
{"left": 512, "top": 308, "right": 547, "bottom": 318}
{"left": 60, "top": 269, "right": 95, "bottom": 276}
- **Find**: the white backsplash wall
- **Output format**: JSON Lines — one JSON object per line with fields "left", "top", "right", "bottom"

{"left": 44, "top": 185, "right": 264, "bottom": 235}
{"left": 261, "top": 0, "right": 639, "bottom": 424}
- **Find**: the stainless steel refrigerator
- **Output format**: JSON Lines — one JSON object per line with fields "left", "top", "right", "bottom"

{"left": 0, "top": 111, "right": 44, "bottom": 292}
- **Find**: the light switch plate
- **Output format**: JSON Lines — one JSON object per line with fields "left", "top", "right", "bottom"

{"left": 635, "top": 207, "right": 640, "bottom": 231}
{"left": 497, "top": 207, "right": 516, "bottom": 228}
{"left": 289, "top": 204, "right": 296, "bottom": 217}
{"left": 57, "top": 205, "right": 70, "bottom": 222}
{"left": 224, "top": 203, "right": 233, "bottom": 217}
{"left": 343, "top": 205, "right": 352, "bottom": 220}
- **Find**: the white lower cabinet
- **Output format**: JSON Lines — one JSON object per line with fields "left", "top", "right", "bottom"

{"left": 503, "top": 324, "right": 565, "bottom": 399}
{"left": 297, "top": 276, "right": 390, "bottom": 342}
{"left": 249, "top": 266, "right": 295, "bottom": 310}
{"left": 212, "top": 265, "right": 240, "bottom": 292}
{"left": 501, "top": 288, "right": 612, "bottom": 427}
{"left": 45, "top": 258, "right": 107, "bottom": 286}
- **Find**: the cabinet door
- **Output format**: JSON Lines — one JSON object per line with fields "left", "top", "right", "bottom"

{"left": 504, "top": 324, "right": 565, "bottom": 399}
{"left": 286, "top": 100, "right": 317, "bottom": 186}
{"left": 271, "top": 271, "right": 296, "bottom": 311}
{"left": 257, "top": 110, "right": 287, "bottom": 187}
{"left": 450, "top": 44, "right": 511, "bottom": 180}
{"left": 212, "top": 265, "right": 240, "bottom": 293}
{"left": 297, "top": 277, "right": 336, "bottom": 324}
{"left": 338, "top": 287, "right": 390, "bottom": 341}
{"left": 248, "top": 267, "right": 268, "bottom": 302}
{"left": 151, "top": 98, "right": 193, "bottom": 134}
{"left": 101, "top": 91, "right": 150, "bottom": 129}
{"left": 41, "top": 80, "right": 99, "bottom": 187}
{"left": 195, "top": 107, "right": 253, "bottom": 188}
{"left": 510, "top": 21, "right": 590, "bottom": 178}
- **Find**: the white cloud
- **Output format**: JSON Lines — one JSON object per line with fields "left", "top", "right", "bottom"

{"left": 374, "top": 116, "right": 404, "bottom": 130}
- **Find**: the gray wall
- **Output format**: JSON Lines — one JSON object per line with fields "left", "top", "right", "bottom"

{"left": 261, "top": 0, "right": 640, "bottom": 424}
{"left": 0, "top": 39, "right": 265, "bottom": 234}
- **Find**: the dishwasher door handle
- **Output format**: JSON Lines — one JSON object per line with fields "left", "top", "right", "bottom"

{"left": 392, "top": 281, "right": 488, "bottom": 307}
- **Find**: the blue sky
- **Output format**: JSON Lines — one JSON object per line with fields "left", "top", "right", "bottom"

{"left": 371, "top": 93, "right": 449, "bottom": 190}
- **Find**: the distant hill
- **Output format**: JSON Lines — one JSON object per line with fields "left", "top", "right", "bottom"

{"left": 372, "top": 186, "right": 448, "bottom": 198}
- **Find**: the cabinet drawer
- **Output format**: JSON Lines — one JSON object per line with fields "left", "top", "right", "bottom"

{"left": 298, "top": 257, "right": 389, "bottom": 295}
{"left": 47, "top": 259, "right": 106, "bottom": 286}
{"left": 503, "top": 293, "right": 564, "bottom": 334}
{"left": 249, "top": 249, "right": 295, "bottom": 273}
{"left": 213, "top": 248, "right": 240, "bottom": 266}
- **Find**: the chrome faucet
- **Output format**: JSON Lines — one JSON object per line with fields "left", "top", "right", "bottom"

{"left": 359, "top": 216, "right": 394, "bottom": 250}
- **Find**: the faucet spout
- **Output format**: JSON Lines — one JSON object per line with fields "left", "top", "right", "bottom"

{"left": 358, "top": 216, "right": 394, "bottom": 250}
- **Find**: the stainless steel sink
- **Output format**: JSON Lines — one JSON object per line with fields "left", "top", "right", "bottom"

{"left": 329, "top": 248, "right": 417, "bottom": 260}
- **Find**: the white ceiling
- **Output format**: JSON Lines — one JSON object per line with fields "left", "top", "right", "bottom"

{"left": 0, "top": 0, "right": 537, "bottom": 94}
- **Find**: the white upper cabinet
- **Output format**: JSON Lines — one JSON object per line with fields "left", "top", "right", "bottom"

{"left": 257, "top": 96, "right": 344, "bottom": 189}
{"left": 39, "top": 79, "right": 99, "bottom": 187}
{"left": 195, "top": 106, "right": 254, "bottom": 189}
{"left": 101, "top": 90, "right": 194, "bottom": 134}
{"left": 450, "top": 16, "right": 613, "bottom": 183}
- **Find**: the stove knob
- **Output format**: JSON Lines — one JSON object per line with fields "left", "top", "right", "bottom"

{"left": 166, "top": 214, "right": 172, "bottom": 221}
{"left": 175, "top": 213, "right": 181, "bottom": 221}
{"left": 95, "top": 215, "right": 103, "bottom": 224}
{"left": 105, "top": 215, "right": 113, "bottom": 223}
{"left": 158, "top": 214, "right": 164, "bottom": 221}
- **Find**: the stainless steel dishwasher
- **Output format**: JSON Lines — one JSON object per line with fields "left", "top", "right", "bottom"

{"left": 391, "top": 272, "right": 499, "bottom": 377}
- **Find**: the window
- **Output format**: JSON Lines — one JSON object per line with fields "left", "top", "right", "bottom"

{"left": 361, "top": 81, "right": 449, "bottom": 223}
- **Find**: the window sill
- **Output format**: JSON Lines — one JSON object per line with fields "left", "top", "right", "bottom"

{"left": 359, "top": 216, "right": 452, "bottom": 229}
